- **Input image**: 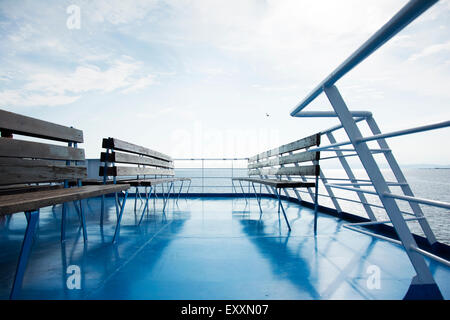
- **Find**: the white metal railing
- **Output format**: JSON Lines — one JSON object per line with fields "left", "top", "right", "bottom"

{"left": 287, "top": 0, "right": 448, "bottom": 299}
{"left": 173, "top": 158, "right": 249, "bottom": 193}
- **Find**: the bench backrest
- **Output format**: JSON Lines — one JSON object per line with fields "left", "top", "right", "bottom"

{"left": 99, "top": 138, "right": 174, "bottom": 181}
{"left": 0, "top": 109, "right": 87, "bottom": 186}
{"left": 248, "top": 133, "right": 321, "bottom": 177}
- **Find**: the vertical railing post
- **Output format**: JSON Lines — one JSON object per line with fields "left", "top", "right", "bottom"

{"left": 231, "top": 159, "right": 234, "bottom": 194}
{"left": 201, "top": 159, "right": 204, "bottom": 194}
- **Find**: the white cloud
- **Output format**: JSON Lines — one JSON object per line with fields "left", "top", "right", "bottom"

{"left": 24, "top": 58, "right": 140, "bottom": 94}
{"left": 8, "top": 24, "right": 34, "bottom": 42}
{"left": 0, "top": 89, "right": 80, "bottom": 107}
{"left": 0, "top": 0, "right": 449, "bottom": 162}
{"left": 121, "top": 74, "right": 156, "bottom": 93}
{"left": 89, "top": 0, "right": 159, "bottom": 25}
{"left": 252, "top": 84, "right": 299, "bottom": 92}
{"left": 408, "top": 41, "right": 450, "bottom": 62}
{"left": 0, "top": 57, "right": 156, "bottom": 107}
{"left": 136, "top": 106, "right": 175, "bottom": 119}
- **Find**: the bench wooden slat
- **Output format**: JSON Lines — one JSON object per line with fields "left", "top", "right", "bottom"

{"left": 0, "top": 109, "right": 83, "bottom": 143}
{"left": 0, "top": 165, "right": 87, "bottom": 185}
{"left": 121, "top": 178, "right": 178, "bottom": 186}
{"left": 102, "top": 138, "right": 172, "bottom": 162}
{"left": 248, "top": 151, "right": 319, "bottom": 169}
{"left": 0, "top": 184, "right": 129, "bottom": 216}
{"left": 71, "top": 178, "right": 135, "bottom": 186}
{"left": 0, "top": 158, "right": 67, "bottom": 167}
{"left": 101, "top": 151, "right": 173, "bottom": 168}
{"left": 0, "top": 138, "right": 85, "bottom": 161}
{"left": 175, "top": 177, "right": 191, "bottom": 182}
{"left": 232, "top": 177, "right": 316, "bottom": 188}
{"left": 0, "top": 184, "right": 63, "bottom": 196}
{"left": 248, "top": 133, "right": 320, "bottom": 162}
{"left": 248, "top": 165, "right": 319, "bottom": 177}
{"left": 87, "top": 176, "right": 190, "bottom": 186}
{"left": 99, "top": 166, "right": 174, "bottom": 177}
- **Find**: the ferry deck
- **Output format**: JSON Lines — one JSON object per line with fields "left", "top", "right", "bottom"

{"left": 0, "top": 0, "right": 449, "bottom": 301}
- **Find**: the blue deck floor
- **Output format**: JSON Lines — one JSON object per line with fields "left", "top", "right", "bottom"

{"left": 0, "top": 196, "right": 448, "bottom": 300}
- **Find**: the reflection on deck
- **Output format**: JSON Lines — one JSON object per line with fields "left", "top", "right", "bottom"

{"left": 0, "top": 197, "right": 449, "bottom": 299}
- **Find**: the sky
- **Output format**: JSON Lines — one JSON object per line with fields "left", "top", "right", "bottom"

{"left": 0, "top": 0, "right": 449, "bottom": 166}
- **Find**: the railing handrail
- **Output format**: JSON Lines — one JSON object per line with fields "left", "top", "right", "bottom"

{"left": 289, "top": 0, "right": 438, "bottom": 117}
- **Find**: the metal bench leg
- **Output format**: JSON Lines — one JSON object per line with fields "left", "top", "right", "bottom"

{"left": 138, "top": 187, "right": 144, "bottom": 205}
{"left": 186, "top": 180, "right": 191, "bottom": 195}
{"left": 163, "top": 182, "right": 174, "bottom": 213}
{"left": 314, "top": 175, "right": 319, "bottom": 235}
{"left": 120, "top": 191, "right": 126, "bottom": 208}
{"left": 153, "top": 189, "right": 157, "bottom": 213}
{"left": 10, "top": 210, "right": 39, "bottom": 300}
{"left": 138, "top": 187, "right": 152, "bottom": 225}
{"left": 72, "top": 201, "right": 81, "bottom": 219}
{"left": 6, "top": 214, "right": 12, "bottom": 226}
{"left": 275, "top": 189, "right": 291, "bottom": 231}
{"left": 113, "top": 190, "right": 129, "bottom": 243}
{"left": 134, "top": 187, "right": 138, "bottom": 213}
{"left": 138, "top": 190, "right": 150, "bottom": 225}
{"left": 238, "top": 180, "right": 248, "bottom": 204}
{"left": 79, "top": 200, "right": 87, "bottom": 242}
{"left": 100, "top": 195, "right": 105, "bottom": 225}
{"left": 168, "top": 182, "right": 174, "bottom": 207}
{"left": 114, "top": 191, "right": 126, "bottom": 215}
{"left": 176, "top": 181, "right": 184, "bottom": 204}
{"left": 232, "top": 180, "right": 237, "bottom": 194}
{"left": 251, "top": 182, "right": 262, "bottom": 213}
{"left": 144, "top": 186, "right": 148, "bottom": 216}
{"left": 114, "top": 193, "right": 120, "bottom": 219}
{"left": 259, "top": 184, "right": 263, "bottom": 219}
{"left": 147, "top": 186, "right": 152, "bottom": 216}
{"left": 61, "top": 203, "right": 67, "bottom": 242}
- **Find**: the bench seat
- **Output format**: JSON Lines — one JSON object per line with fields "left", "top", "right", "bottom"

{"left": 0, "top": 109, "right": 134, "bottom": 299}
{"left": 232, "top": 177, "right": 315, "bottom": 189}
{"left": 98, "top": 137, "right": 192, "bottom": 238}
{"left": 78, "top": 177, "right": 190, "bottom": 187}
{"left": 75, "top": 178, "right": 136, "bottom": 185}
{"left": 120, "top": 177, "right": 190, "bottom": 187}
{"left": 233, "top": 133, "right": 321, "bottom": 232}
{"left": 0, "top": 184, "right": 63, "bottom": 196}
{"left": 0, "top": 184, "right": 129, "bottom": 216}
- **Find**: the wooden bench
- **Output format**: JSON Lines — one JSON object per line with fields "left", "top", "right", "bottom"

{"left": 98, "top": 137, "right": 191, "bottom": 232}
{"left": 0, "top": 109, "right": 130, "bottom": 299}
{"left": 232, "top": 133, "right": 321, "bottom": 232}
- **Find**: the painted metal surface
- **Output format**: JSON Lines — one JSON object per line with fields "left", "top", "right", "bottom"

{"left": 0, "top": 196, "right": 448, "bottom": 300}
